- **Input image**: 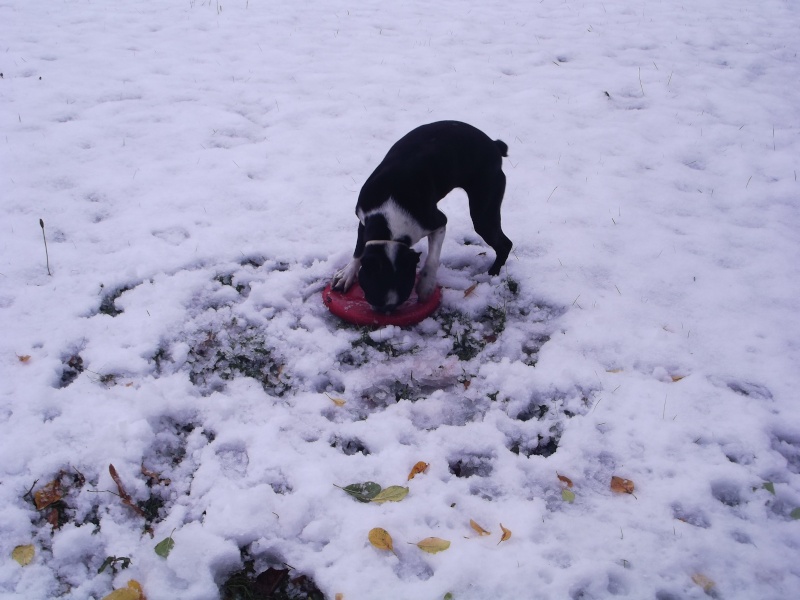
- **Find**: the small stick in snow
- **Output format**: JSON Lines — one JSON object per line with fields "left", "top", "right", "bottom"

{"left": 39, "top": 219, "right": 52, "bottom": 276}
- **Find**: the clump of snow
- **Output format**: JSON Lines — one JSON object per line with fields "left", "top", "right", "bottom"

{"left": 2, "top": 0, "right": 799, "bottom": 598}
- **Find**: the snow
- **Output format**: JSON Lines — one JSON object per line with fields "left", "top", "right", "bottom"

{"left": 1, "top": 0, "right": 799, "bottom": 598}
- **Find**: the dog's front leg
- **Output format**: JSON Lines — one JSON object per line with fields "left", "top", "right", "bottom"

{"left": 332, "top": 223, "right": 365, "bottom": 292}
{"left": 416, "top": 226, "right": 446, "bottom": 301}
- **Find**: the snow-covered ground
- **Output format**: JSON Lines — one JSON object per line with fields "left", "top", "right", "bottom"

{"left": 2, "top": 0, "right": 799, "bottom": 598}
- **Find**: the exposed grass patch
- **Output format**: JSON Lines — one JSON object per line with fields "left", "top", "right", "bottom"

{"left": 221, "top": 552, "right": 324, "bottom": 600}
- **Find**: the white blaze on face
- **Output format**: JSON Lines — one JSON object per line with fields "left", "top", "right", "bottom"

{"left": 384, "top": 290, "right": 399, "bottom": 308}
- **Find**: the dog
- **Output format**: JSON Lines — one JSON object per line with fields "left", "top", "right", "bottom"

{"left": 332, "top": 120, "right": 512, "bottom": 312}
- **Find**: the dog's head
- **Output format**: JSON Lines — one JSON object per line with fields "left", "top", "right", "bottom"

{"left": 358, "top": 244, "right": 420, "bottom": 312}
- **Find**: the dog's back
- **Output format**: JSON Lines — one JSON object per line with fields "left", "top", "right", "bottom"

{"left": 359, "top": 121, "right": 507, "bottom": 213}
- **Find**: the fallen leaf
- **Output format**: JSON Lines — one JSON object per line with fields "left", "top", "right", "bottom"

{"left": 101, "top": 588, "right": 139, "bottom": 600}
{"left": 561, "top": 488, "right": 576, "bottom": 503}
{"left": 154, "top": 535, "right": 175, "bottom": 558}
{"left": 464, "top": 283, "right": 478, "bottom": 298}
{"left": 335, "top": 595, "right": 344, "bottom": 600}
{"left": 46, "top": 508, "right": 61, "bottom": 528}
{"left": 337, "top": 481, "right": 382, "bottom": 503}
{"left": 557, "top": 473, "right": 574, "bottom": 488}
{"left": 18, "top": 354, "right": 31, "bottom": 363}
{"left": 416, "top": 537, "right": 451, "bottom": 554}
{"left": 611, "top": 476, "right": 635, "bottom": 495}
{"left": 498, "top": 524, "right": 512, "bottom": 544}
{"left": 128, "top": 581, "right": 145, "bottom": 600}
{"left": 407, "top": 461, "right": 429, "bottom": 480}
{"left": 98, "top": 556, "right": 131, "bottom": 574}
{"left": 469, "top": 519, "right": 491, "bottom": 536}
{"left": 12, "top": 545, "right": 35, "bottom": 566}
{"left": 325, "top": 393, "right": 346, "bottom": 407}
{"left": 34, "top": 479, "right": 63, "bottom": 510}
{"left": 462, "top": 379, "right": 471, "bottom": 390}
{"left": 109, "top": 465, "right": 146, "bottom": 517}
{"left": 443, "top": 594, "right": 454, "bottom": 600}
{"left": 671, "top": 374, "right": 686, "bottom": 382}
{"left": 691, "top": 573, "right": 715, "bottom": 593}
{"left": 141, "top": 465, "right": 170, "bottom": 487}
{"left": 253, "top": 568, "right": 289, "bottom": 596}
{"left": 101, "top": 580, "right": 145, "bottom": 600}
{"left": 606, "top": 368, "right": 623, "bottom": 373}
{"left": 368, "top": 528, "right": 394, "bottom": 552}
{"left": 371, "top": 485, "right": 409, "bottom": 504}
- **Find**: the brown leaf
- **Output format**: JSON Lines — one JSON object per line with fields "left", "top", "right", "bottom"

{"left": 18, "top": 354, "right": 31, "bottom": 363}
{"left": 462, "top": 379, "right": 471, "bottom": 390}
{"left": 335, "top": 595, "right": 344, "bottom": 600}
{"left": 368, "top": 528, "right": 394, "bottom": 552}
{"left": 557, "top": 473, "right": 574, "bottom": 488}
{"left": 408, "top": 461, "right": 429, "bottom": 480}
{"left": 469, "top": 519, "right": 491, "bottom": 536}
{"left": 46, "top": 508, "right": 61, "bottom": 528}
{"left": 109, "top": 465, "right": 146, "bottom": 518}
{"left": 141, "top": 465, "right": 170, "bottom": 487}
{"left": 498, "top": 523, "right": 512, "bottom": 544}
{"left": 34, "top": 480, "right": 63, "bottom": 511}
{"left": 610, "top": 476, "right": 635, "bottom": 495}
{"left": 253, "top": 568, "right": 289, "bottom": 597}
{"left": 464, "top": 283, "right": 478, "bottom": 298}
{"left": 671, "top": 374, "right": 686, "bottom": 382}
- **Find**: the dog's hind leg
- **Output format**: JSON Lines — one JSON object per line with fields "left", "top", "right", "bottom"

{"left": 466, "top": 170, "right": 513, "bottom": 276}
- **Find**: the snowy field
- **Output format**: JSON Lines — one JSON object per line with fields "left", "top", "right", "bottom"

{"left": 2, "top": 0, "right": 800, "bottom": 598}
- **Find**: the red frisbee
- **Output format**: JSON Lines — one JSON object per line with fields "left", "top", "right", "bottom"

{"left": 322, "top": 278, "right": 442, "bottom": 327}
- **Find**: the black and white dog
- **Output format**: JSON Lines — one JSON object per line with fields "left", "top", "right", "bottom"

{"left": 332, "top": 120, "right": 512, "bottom": 312}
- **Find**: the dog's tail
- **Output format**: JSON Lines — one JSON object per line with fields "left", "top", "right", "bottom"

{"left": 494, "top": 139, "right": 508, "bottom": 157}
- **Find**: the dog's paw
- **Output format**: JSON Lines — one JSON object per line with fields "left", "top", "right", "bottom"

{"left": 332, "top": 260, "right": 359, "bottom": 292}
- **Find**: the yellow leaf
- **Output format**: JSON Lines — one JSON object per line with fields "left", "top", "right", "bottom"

{"left": 498, "top": 524, "right": 512, "bottom": 544}
{"left": 469, "top": 519, "right": 491, "bottom": 536}
{"left": 408, "top": 461, "right": 429, "bottom": 480}
{"left": 12, "top": 544, "right": 35, "bottom": 566}
{"left": 610, "top": 476, "right": 635, "bottom": 495}
{"left": 101, "top": 580, "right": 145, "bottom": 600}
{"left": 326, "top": 393, "right": 346, "bottom": 407}
{"left": 128, "top": 581, "right": 145, "bottom": 600}
{"left": 368, "top": 528, "right": 394, "bottom": 552}
{"left": 416, "top": 537, "right": 451, "bottom": 554}
{"left": 371, "top": 486, "right": 409, "bottom": 504}
{"left": 691, "top": 573, "right": 715, "bottom": 593}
